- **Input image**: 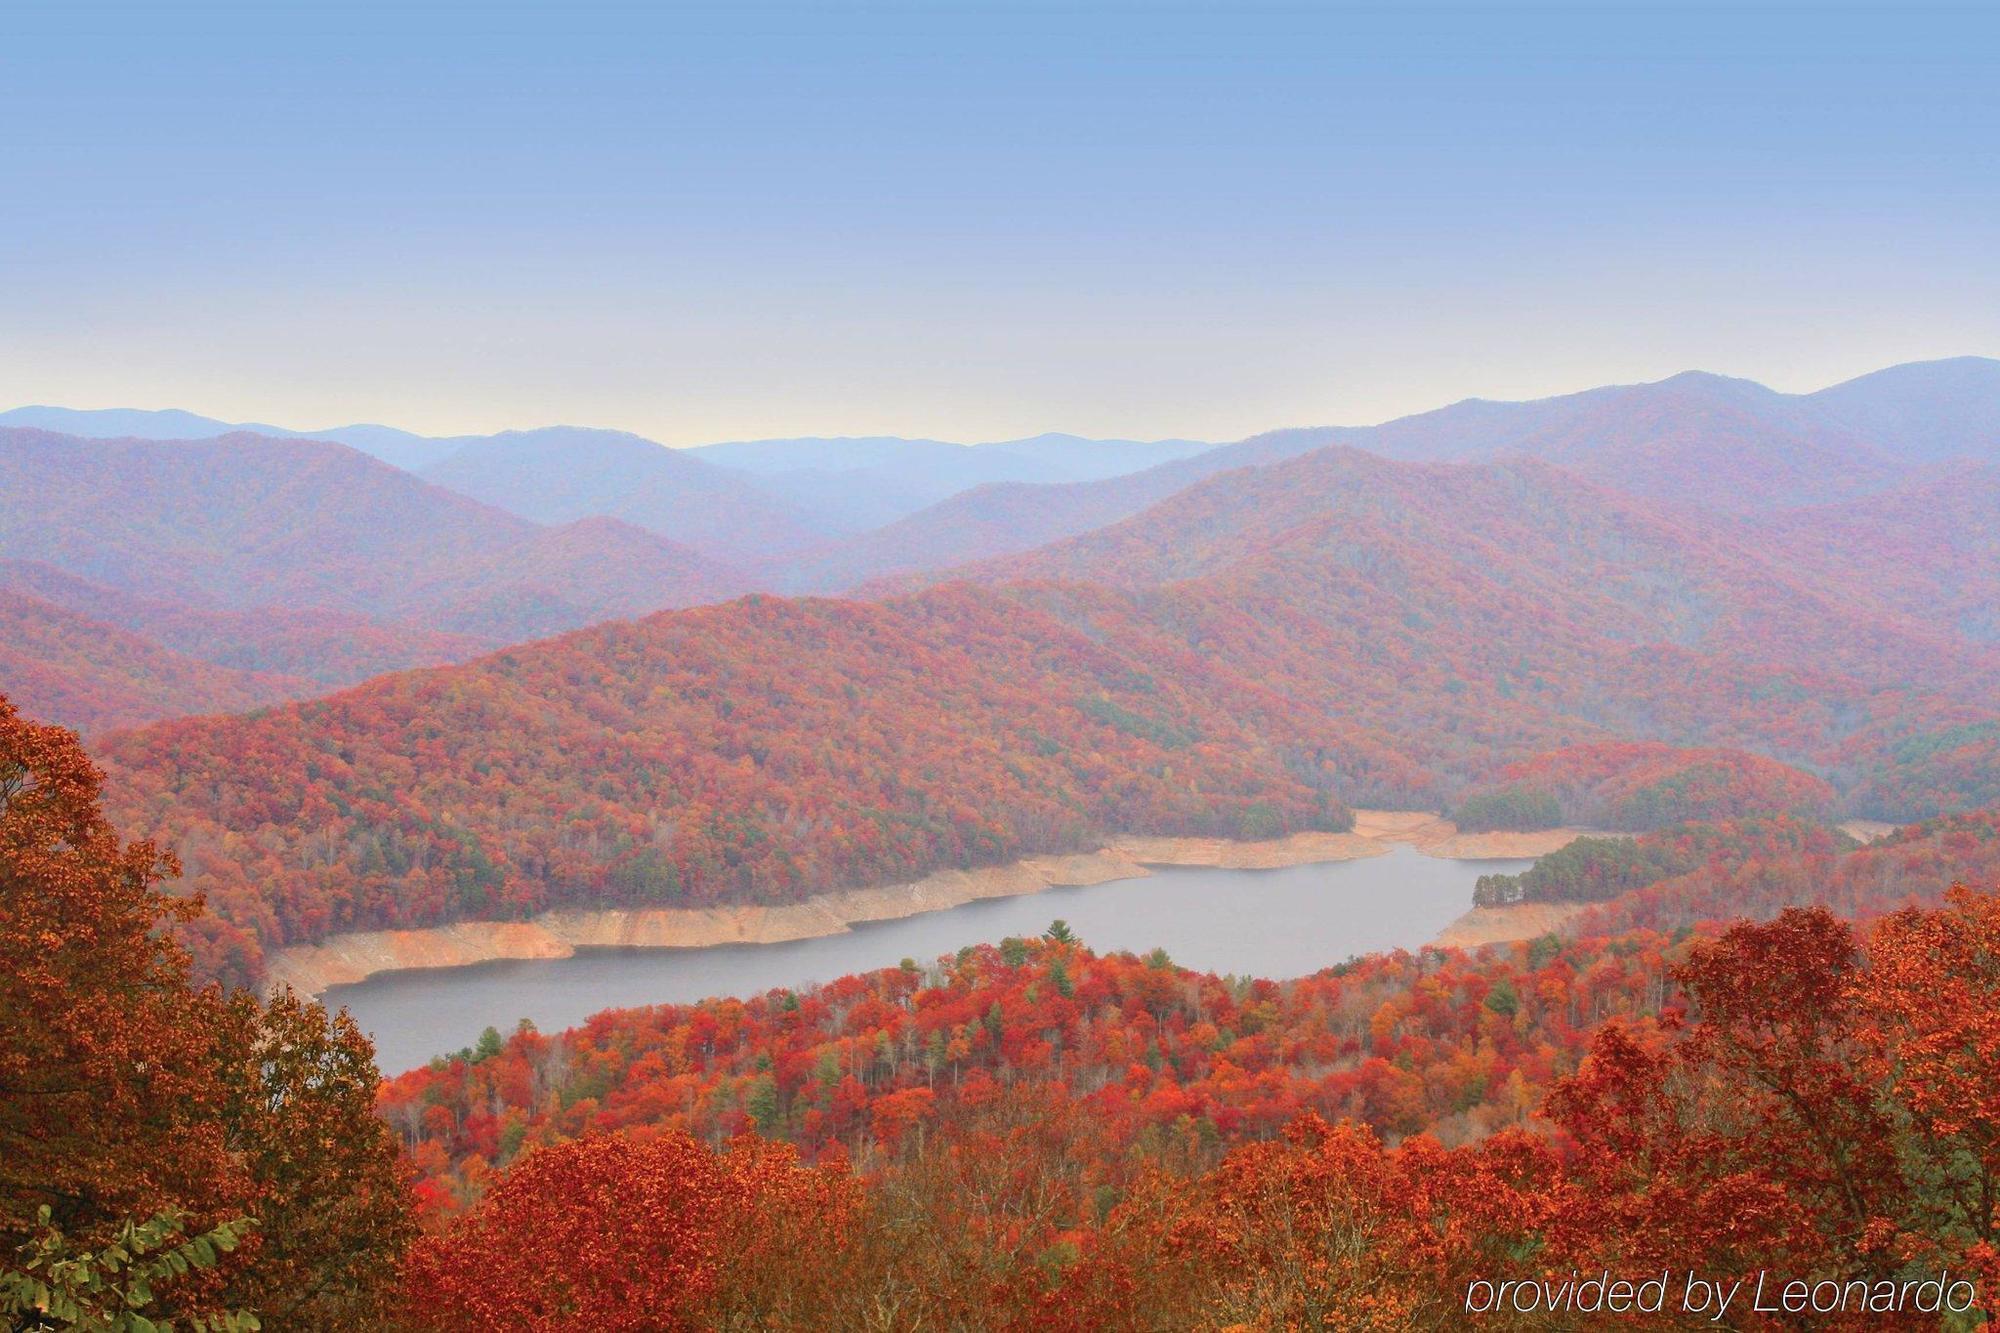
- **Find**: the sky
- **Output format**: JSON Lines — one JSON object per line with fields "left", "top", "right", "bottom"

{"left": 3, "top": 1, "right": 1997, "bottom": 445}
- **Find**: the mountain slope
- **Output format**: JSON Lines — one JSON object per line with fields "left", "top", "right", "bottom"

{"left": 907, "top": 446, "right": 2000, "bottom": 806}
{"left": 689, "top": 433, "right": 1215, "bottom": 530}
{"left": 1336, "top": 371, "right": 1902, "bottom": 510}
{"left": 418, "top": 428, "right": 831, "bottom": 561}
{"left": 1751, "top": 461, "right": 2000, "bottom": 643}
{"left": 0, "top": 427, "right": 745, "bottom": 640}
{"left": 1805, "top": 356, "right": 2000, "bottom": 463}
{"left": 778, "top": 427, "right": 1343, "bottom": 593}
{"left": 0, "top": 405, "right": 457, "bottom": 469}
{"left": 1489, "top": 372, "right": 1900, "bottom": 510}
{"left": 90, "top": 445, "right": 2000, "bottom": 985}
{"left": 1347, "top": 358, "right": 2000, "bottom": 500}
{"left": 97, "top": 585, "right": 1353, "bottom": 983}
{"left": 0, "top": 559, "right": 492, "bottom": 686}
{"left": 780, "top": 365, "right": 1937, "bottom": 595}
{"left": 0, "top": 587, "right": 310, "bottom": 733}
{"left": 397, "top": 513, "right": 749, "bottom": 640}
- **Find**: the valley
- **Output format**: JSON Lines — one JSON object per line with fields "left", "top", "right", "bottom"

{"left": 10, "top": 355, "right": 2000, "bottom": 1328}
{"left": 15, "top": 14, "right": 2000, "bottom": 1327}
{"left": 333, "top": 845, "right": 1539, "bottom": 1075}
{"left": 0, "top": 359, "right": 1992, "bottom": 999}
{"left": 263, "top": 809, "right": 1593, "bottom": 997}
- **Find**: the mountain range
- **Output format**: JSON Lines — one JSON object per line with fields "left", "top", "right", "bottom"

{"left": 0, "top": 405, "right": 1212, "bottom": 551}
{"left": 16, "top": 356, "right": 1984, "bottom": 986}
{"left": 6, "top": 357, "right": 1997, "bottom": 739}
{"left": 6, "top": 356, "right": 1999, "bottom": 962}
{"left": 0, "top": 429, "right": 748, "bottom": 728}
{"left": 687, "top": 432, "right": 1215, "bottom": 531}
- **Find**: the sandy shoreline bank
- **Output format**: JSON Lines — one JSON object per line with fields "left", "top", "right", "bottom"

{"left": 269, "top": 810, "right": 1604, "bottom": 997}
{"left": 1426, "top": 818, "right": 1905, "bottom": 950}
{"left": 1432, "top": 901, "right": 1593, "bottom": 949}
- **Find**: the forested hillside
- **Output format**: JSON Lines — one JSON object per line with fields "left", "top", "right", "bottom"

{"left": 88, "top": 433, "right": 2000, "bottom": 989}
{"left": 0, "top": 430, "right": 744, "bottom": 633}
{"left": 773, "top": 426, "right": 1342, "bottom": 593}
{"left": 0, "top": 429, "right": 748, "bottom": 729}
{"left": 387, "top": 804, "right": 2000, "bottom": 1208}
{"left": 19, "top": 691, "right": 2000, "bottom": 1329}
{"left": 381, "top": 805, "right": 2000, "bottom": 1329}
{"left": 1451, "top": 741, "right": 1838, "bottom": 831}
{"left": 1752, "top": 461, "right": 2000, "bottom": 644}
{"left": 417, "top": 428, "right": 835, "bottom": 564}
{"left": 0, "top": 559, "right": 491, "bottom": 687}
{"left": 941, "top": 446, "right": 1999, "bottom": 781}
{"left": 98, "top": 588, "right": 1353, "bottom": 985}
{"left": 0, "top": 587, "right": 310, "bottom": 733}
{"left": 15, "top": 360, "right": 1996, "bottom": 738}
{"left": 1429, "top": 372, "right": 1899, "bottom": 511}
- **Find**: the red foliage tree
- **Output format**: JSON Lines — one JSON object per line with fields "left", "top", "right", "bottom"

{"left": 402, "top": 1131, "right": 859, "bottom": 1331}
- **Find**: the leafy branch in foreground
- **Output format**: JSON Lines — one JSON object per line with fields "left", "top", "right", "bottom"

{"left": 1, "top": 1206, "right": 258, "bottom": 1332}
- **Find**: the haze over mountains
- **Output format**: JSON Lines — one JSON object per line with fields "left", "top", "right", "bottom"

{"left": 0, "top": 585, "right": 311, "bottom": 735}
{"left": 687, "top": 432, "right": 1215, "bottom": 531}
{"left": 0, "top": 429, "right": 744, "bottom": 729}
{"left": 0, "top": 405, "right": 460, "bottom": 471}
{"left": 0, "top": 404, "right": 1213, "bottom": 548}
{"left": 11, "top": 355, "right": 1995, "bottom": 572}
{"left": 4, "top": 355, "right": 1997, "bottom": 749}
{"left": 0, "top": 356, "right": 1983, "bottom": 984}
{"left": 415, "top": 428, "right": 836, "bottom": 564}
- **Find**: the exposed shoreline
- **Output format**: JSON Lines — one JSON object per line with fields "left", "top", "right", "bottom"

{"left": 271, "top": 810, "right": 1604, "bottom": 998}
{"left": 1432, "top": 901, "right": 1593, "bottom": 949}
{"left": 1428, "top": 816, "right": 1903, "bottom": 950}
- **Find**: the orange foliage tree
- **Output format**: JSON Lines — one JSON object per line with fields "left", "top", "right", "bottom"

{"left": 0, "top": 695, "right": 412, "bottom": 1326}
{"left": 402, "top": 1131, "right": 859, "bottom": 1331}
{"left": 0, "top": 696, "right": 235, "bottom": 1242}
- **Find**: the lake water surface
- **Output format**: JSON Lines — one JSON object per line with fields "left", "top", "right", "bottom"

{"left": 333, "top": 844, "right": 1533, "bottom": 1073}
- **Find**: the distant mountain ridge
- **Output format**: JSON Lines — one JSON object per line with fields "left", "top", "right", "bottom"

{"left": 0, "top": 429, "right": 743, "bottom": 625}
{"left": 0, "top": 405, "right": 1222, "bottom": 546}
{"left": 1805, "top": 356, "right": 2000, "bottom": 462}
{"left": 0, "top": 559, "right": 491, "bottom": 686}
{"left": 0, "top": 405, "right": 453, "bottom": 470}
{"left": 815, "top": 357, "right": 1999, "bottom": 594}
{"left": 93, "top": 436, "right": 2000, "bottom": 986}
{"left": 0, "top": 427, "right": 748, "bottom": 729}
{"left": 9, "top": 355, "right": 1998, "bottom": 738}
{"left": 1337, "top": 357, "right": 2000, "bottom": 467}
{"left": 14, "top": 356, "right": 1994, "bottom": 566}
{"left": 415, "top": 427, "right": 838, "bottom": 564}
{"left": 779, "top": 425, "right": 1349, "bottom": 593}
{"left": 0, "top": 585, "right": 311, "bottom": 734}
{"left": 687, "top": 432, "right": 1215, "bottom": 530}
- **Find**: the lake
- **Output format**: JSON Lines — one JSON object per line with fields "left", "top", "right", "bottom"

{"left": 332, "top": 844, "right": 1534, "bottom": 1073}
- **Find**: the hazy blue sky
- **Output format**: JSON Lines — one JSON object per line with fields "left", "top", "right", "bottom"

{"left": 4, "top": 2, "right": 1996, "bottom": 444}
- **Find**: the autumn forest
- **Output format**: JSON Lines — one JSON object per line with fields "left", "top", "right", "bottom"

{"left": 4, "top": 348, "right": 2000, "bottom": 1330}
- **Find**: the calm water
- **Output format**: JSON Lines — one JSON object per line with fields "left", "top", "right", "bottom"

{"left": 333, "top": 844, "right": 1533, "bottom": 1074}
